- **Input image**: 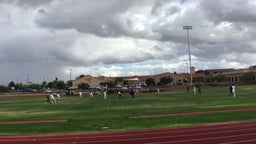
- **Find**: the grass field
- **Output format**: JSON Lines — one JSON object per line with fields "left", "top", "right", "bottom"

{"left": 1, "top": 85, "right": 256, "bottom": 136}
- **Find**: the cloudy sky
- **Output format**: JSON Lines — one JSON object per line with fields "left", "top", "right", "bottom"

{"left": 0, "top": 0, "right": 256, "bottom": 84}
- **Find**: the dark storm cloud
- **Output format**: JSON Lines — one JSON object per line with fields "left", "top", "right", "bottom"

{"left": 0, "top": 0, "right": 52, "bottom": 7}
{"left": 0, "top": 26, "right": 79, "bottom": 65}
{"left": 0, "top": 0, "right": 256, "bottom": 84}
{"left": 96, "top": 50, "right": 154, "bottom": 65}
{"left": 200, "top": 0, "right": 256, "bottom": 24}
{"left": 35, "top": 0, "right": 143, "bottom": 37}
{"left": 151, "top": 0, "right": 181, "bottom": 15}
{"left": 33, "top": 0, "right": 256, "bottom": 68}
{"left": 34, "top": 0, "right": 186, "bottom": 42}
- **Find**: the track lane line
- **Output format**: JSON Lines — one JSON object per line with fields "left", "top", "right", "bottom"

{"left": 3, "top": 121, "right": 256, "bottom": 144}
{"left": 3, "top": 123, "right": 256, "bottom": 143}
{"left": 41, "top": 127, "right": 256, "bottom": 144}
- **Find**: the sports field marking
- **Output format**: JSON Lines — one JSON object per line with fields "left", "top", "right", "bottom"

{"left": 129, "top": 107, "right": 256, "bottom": 119}
{"left": 1, "top": 121, "right": 256, "bottom": 144}
{"left": 0, "top": 119, "right": 68, "bottom": 125}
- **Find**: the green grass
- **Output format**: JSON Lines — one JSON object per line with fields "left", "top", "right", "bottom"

{"left": 1, "top": 85, "right": 256, "bottom": 136}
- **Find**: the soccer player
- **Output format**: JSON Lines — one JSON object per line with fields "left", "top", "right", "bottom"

{"left": 232, "top": 84, "right": 236, "bottom": 97}
{"left": 118, "top": 91, "right": 122, "bottom": 98}
{"left": 193, "top": 86, "right": 196, "bottom": 94}
{"left": 130, "top": 89, "right": 135, "bottom": 98}
{"left": 89, "top": 91, "right": 94, "bottom": 98}
{"left": 56, "top": 92, "right": 61, "bottom": 99}
{"left": 103, "top": 90, "right": 107, "bottom": 100}
{"left": 79, "top": 92, "right": 83, "bottom": 98}
{"left": 50, "top": 93, "right": 56, "bottom": 103}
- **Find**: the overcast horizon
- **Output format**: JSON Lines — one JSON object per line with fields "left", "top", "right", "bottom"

{"left": 0, "top": 0, "right": 256, "bottom": 85}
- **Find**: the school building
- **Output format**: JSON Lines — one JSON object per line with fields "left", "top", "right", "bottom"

{"left": 72, "top": 65, "right": 256, "bottom": 88}
{"left": 72, "top": 72, "right": 184, "bottom": 88}
{"left": 192, "top": 65, "right": 256, "bottom": 84}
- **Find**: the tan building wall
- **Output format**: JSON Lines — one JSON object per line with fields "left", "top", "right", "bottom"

{"left": 223, "top": 68, "right": 252, "bottom": 83}
{"left": 72, "top": 75, "right": 114, "bottom": 87}
{"left": 72, "top": 66, "right": 256, "bottom": 87}
{"left": 72, "top": 72, "right": 185, "bottom": 88}
{"left": 191, "top": 67, "right": 196, "bottom": 75}
{"left": 154, "top": 72, "right": 184, "bottom": 85}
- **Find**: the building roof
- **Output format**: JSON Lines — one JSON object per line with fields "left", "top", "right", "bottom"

{"left": 205, "top": 68, "right": 235, "bottom": 73}
{"left": 178, "top": 73, "right": 202, "bottom": 78}
{"left": 124, "top": 77, "right": 139, "bottom": 81}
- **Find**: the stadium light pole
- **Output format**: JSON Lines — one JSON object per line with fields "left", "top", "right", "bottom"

{"left": 69, "top": 68, "right": 72, "bottom": 81}
{"left": 186, "top": 63, "right": 189, "bottom": 73}
{"left": 183, "top": 26, "right": 192, "bottom": 86}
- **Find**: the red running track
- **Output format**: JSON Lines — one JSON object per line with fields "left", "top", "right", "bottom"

{"left": 1, "top": 121, "right": 256, "bottom": 144}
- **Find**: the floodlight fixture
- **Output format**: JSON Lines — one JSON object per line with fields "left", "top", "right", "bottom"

{"left": 183, "top": 26, "right": 193, "bottom": 86}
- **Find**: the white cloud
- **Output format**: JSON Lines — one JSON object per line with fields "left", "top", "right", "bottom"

{"left": 0, "top": 0, "right": 256, "bottom": 84}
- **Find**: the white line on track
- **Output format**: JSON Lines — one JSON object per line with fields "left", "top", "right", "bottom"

{"left": 42, "top": 126, "right": 256, "bottom": 144}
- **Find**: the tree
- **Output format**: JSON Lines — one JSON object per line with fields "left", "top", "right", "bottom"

{"left": 99, "top": 81, "right": 115, "bottom": 88}
{"left": 78, "top": 75, "right": 85, "bottom": 78}
{"left": 54, "top": 77, "right": 58, "bottom": 82}
{"left": 66, "top": 80, "right": 73, "bottom": 87}
{"left": 47, "top": 82, "right": 54, "bottom": 88}
{"left": 115, "top": 77, "right": 123, "bottom": 82}
{"left": 213, "top": 75, "right": 225, "bottom": 82}
{"left": 28, "top": 84, "right": 42, "bottom": 90}
{"left": 115, "top": 77, "right": 123, "bottom": 85}
{"left": 123, "top": 80, "right": 128, "bottom": 85}
{"left": 55, "top": 81, "right": 66, "bottom": 89}
{"left": 160, "top": 76, "right": 173, "bottom": 85}
{"left": 78, "top": 83, "right": 89, "bottom": 90}
{"left": 193, "top": 76, "right": 204, "bottom": 83}
{"left": 15, "top": 83, "right": 25, "bottom": 91}
{"left": 0, "top": 85, "right": 9, "bottom": 92}
{"left": 145, "top": 78, "right": 156, "bottom": 86}
{"left": 99, "top": 82, "right": 107, "bottom": 86}
{"left": 8, "top": 81, "right": 15, "bottom": 88}
{"left": 242, "top": 72, "right": 256, "bottom": 84}
{"left": 41, "top": 81, "right": 47, "bottom": 88}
